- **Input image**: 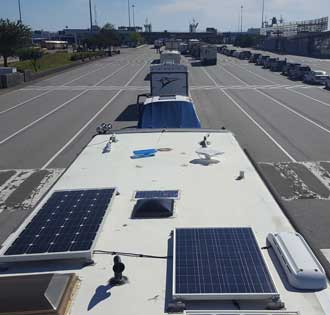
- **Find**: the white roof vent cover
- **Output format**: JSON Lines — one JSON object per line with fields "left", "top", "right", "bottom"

{"left": 267, "top": 232, "right": 326, "bottom": 290}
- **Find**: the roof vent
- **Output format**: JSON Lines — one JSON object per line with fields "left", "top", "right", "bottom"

{"left": 132, "top": 198, "right": 174, "bottom": 218}
{"left": 267, "top": 232, "right": 327, "bottom": 290}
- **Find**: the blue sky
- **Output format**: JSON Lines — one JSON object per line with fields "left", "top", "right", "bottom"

{"left": 1, "top": 0, "right": 329, "bottom": 32}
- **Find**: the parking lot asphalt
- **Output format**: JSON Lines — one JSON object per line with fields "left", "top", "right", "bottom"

{"left": 2, "top": 46, "right": 330, "bottom": 169}
{"left": 1, "top": 46, "right": 330, "bottom": 267}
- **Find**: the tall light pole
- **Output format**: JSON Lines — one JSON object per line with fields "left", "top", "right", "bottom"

{"left": 89, "top": 0, "right": 93, "bottom": 32}
{"left": 128, "top": 0, "right": 131, "bottom": 28}
{"left": 240, "top": 5, "right": 243, "bottom": 32}
{"left": 18, "top": 0, "right": 22, "bottom": 23}
{"left": 261, "top": 0, "right": 265, "bottom": 28}
{"left": 132, "top": 4, "right": 135, "bottom": 28}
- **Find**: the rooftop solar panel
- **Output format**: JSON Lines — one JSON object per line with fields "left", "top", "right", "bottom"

{"left": 185, "top": 312, "right": 299, "bottom": 315}
{"left": 135, "top": 190, "right": 179, "bottom": 199}
{"left": 173, "top": 227, "right": 278, "bottom": 301}
{"left": 1, "top": 188, "right": 115, "bottom": 262}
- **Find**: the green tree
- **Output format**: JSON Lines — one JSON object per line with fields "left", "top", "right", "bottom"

{"left": 83, "top": 23, "right": 120, "bottom": 51}
{"left": 17, "top": 47, "right": 44, "bottom": 71}
{"left": 103, "top": 23, "right": 115, "bottom": 31}
{"left": 0, "top": 19, "right": 31, "bottom": 66}
{"left": 129, "top": 32, "right": 143, "bottom": 45}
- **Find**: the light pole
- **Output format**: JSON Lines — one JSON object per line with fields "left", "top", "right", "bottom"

{"left": 132, "top": 4, "right": 135, "bottom": 28}
{"left": 261, "top": 0, "right": 265, "bottom": 28}
{"left": 128, "top": 0, "right": 131, "bottom": 28}
{"left": 18, "top": 0, "right": 22, "bottom": 23}
{"left": 240, "top": 5, "right": 243, "bottom": 32}
{"left": 89, "top": 0, "right": 93, "bottom": 32}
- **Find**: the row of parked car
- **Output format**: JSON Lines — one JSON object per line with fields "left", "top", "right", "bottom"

{"left": 219, "top": 46, "right": 330, "bottom": 89}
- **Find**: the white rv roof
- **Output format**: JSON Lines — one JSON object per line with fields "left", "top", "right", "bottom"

{"left": 162, "top": 50, "right": 181, "bottom": 55}
{"left": 1, "top": 130, "right": 330, "bottom": 314}
{"left": 144, "top": 95, "right": 192, "bottom": 104}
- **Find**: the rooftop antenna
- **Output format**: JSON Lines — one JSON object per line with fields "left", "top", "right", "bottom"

{"left": 110, "top": 256, "right": 127, "bottom": 285}
{"left": 94, "top": 4, "right": 98, "bottom": 27}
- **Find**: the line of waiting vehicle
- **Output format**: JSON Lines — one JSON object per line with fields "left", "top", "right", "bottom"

{"left": 217, "top": 50, "right": 330, "bottom": 115}
{"left": 220, "top": 56, "right": 330, "bottom": 109}
{"left": 202, "top": 62, "right": 330, "bottom": 161}
{"left": 220, "top": 46, "right": 330, "bottom": 88}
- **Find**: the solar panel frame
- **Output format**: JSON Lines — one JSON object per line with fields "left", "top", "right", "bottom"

{"left": 134, "top": 190, "right": 180, "bottom": 200}
{"left": 0, "top": 187, "right": 117, "bottom": 263}
{"left": 173, "top": 227, "right": 279, "bottom": 301}
{"left": 185, "top": 311, "right": 300, "bottom": 315}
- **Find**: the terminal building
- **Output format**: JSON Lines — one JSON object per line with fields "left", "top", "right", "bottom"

{"left": 260, "top": 17, "right": 330, "bottom": 58}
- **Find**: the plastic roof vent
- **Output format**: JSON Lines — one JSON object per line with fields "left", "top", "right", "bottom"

{"left": 132, "top": 198, "right": 174, "bottom": 218}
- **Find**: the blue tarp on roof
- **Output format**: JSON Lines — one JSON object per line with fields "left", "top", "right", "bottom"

{"left": 138, "top": 101, "right": 201, "bottom": 128}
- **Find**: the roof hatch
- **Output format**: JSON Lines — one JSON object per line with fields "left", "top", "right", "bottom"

{"left": 132, "top": 198, "right": 174, "bottom": 218}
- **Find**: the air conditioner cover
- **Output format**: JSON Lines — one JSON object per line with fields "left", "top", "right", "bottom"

{"left": 267, "top": 232, "right": 326, "bottom": 290}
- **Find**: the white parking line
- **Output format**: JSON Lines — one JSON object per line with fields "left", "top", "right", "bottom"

{"left": 0, "top": 90, "right": 88, "bottom": 145}
{"left": 229, "top": 61, "right": 278, "bottom": 84}
{"left": 221, "top": 89, "right": 296, "bottom": 162}
{"left": 221, "top": 66, "right": 248, "bottom": 86}
{"left": 40, "top": 60, "right": 106, "bottom": 83}
{"left": 288, "top": 88, "right": 330, "bottom": 109}
{"left": 0, "top": 90, "right": 53, "bottom": 115}
{"left": 124, "top": 61, "right": 148, "bottom": 86}
{"left": 41, "top": 61, "right": 148, "bottom": 169}
{"left": 62, "top": 62, "right": 119, "bottom": 85}
{"left": 257, "top": 89, "right": 330, "bottom": 136}
{"left": 202, "top": 67, "right": 296, "bottom": 161}
{"left": 41, "top": 90, "right": 123, "bottom": 169}
{"left": 94, "top": 63, "right": 130, "bottom": 86}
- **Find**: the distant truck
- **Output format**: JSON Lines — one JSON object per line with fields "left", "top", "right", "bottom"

{"left": 200, "top": 45, "right": 217, "bottom": 65}
{"left": 160, "top": 50, "right": 181, "bottom": 64}
{"left": 165, "top": 39, "right": 181, "bottom": 51}
{"left": 178, "top": 42, "right": 189, "bottom": 55}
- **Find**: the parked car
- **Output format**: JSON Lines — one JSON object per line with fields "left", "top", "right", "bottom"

{"left": 264, "top": 57, "right": 277, "bottom": 69}
{"left": 229, "top": 49, "right": 236, "bottom": 56}
{"left": 232, "top": 51, "right": 240, "bottom": 58}
{"left": 249, "top": 53, "right": 261, "bottom": 63}
{"left": 238, "top": 51, "right": 251, "bottom": 60}
{"left": 270, "top": 60, "right": 286, "bottom": 72}
{"left": 281, "top": 62, "right": 300, "bottom": 76}
{"left": 303, "top": 70, "right": 328, "bottom": 85}
{"left": 326, "top": 77, "right": 330, "bottom": 90}
{"left": 256, "top": 55, "right": 269, "bottom": 66}
{"left": 288, "top": 65, "right": 311, "bottom": 80}
{"left": 217, "top": 45, "right": 227, "bottom": 53}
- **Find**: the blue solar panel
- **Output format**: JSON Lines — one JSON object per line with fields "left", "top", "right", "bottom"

{"left": 174, "top": 227, "right": 277, "bottom": 299}
{"left": 135, "top": 190, "right": 179, "bottom": 199}
{"left": 4, "top": 188, "right": 115, "bottom": 256}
